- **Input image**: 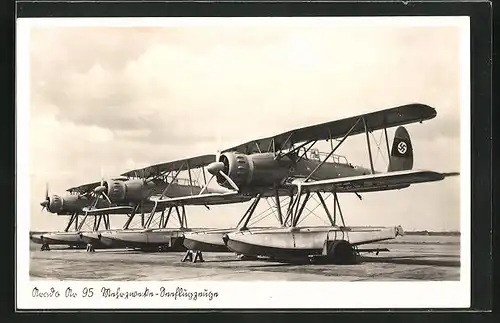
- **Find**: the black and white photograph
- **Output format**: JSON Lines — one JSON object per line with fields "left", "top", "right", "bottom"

{"left": 16, "top": 16, "right": 470, "bottom": 309}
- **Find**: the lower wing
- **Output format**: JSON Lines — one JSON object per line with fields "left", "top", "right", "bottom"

{"left": 81, "top": 206, "right": 135, "bottom": 215}
{"left": 295, "top": 170, "right": 459, "bottom": 193}
{"left": 150, "top": 192, "right": 253, "bottom": 207}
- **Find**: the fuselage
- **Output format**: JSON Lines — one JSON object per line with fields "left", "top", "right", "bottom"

{"left": 43, "top": 180, "right": 226, "bottom": 216}
{"left": 214, "top": 151, "right": 374, "bottom": 196}
{"left": 291, "top": 157, "right": 373, "bottom": 181}
{"left": 45, "top": 194, "right": 110, "bottom": 215}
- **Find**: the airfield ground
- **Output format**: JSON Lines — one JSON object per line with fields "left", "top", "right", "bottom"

{"left": 29, "top": 235, "right": 460, "bottom": 281}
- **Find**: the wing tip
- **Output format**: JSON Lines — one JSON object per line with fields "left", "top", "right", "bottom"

{"left": 400, "top": 103, "right": 437, "bottom": 120}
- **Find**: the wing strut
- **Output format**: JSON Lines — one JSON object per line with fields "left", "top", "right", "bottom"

{"left": 123, "top": 204, "right": 140, "bottom": 230}
{"left": 160, "top": 162, "right": 185, "bottom": 199}
{"left": 274, "top": 190, "right": 283, "bottom": 225}
{"left": 363, "top": 117, "right": 375, "bottom": 174}
{"left": 292, "top": 192, "right": 311, "bottom": 227}
{"left": 77, "top": 213, "right": 88, "bottom": 231}
{"left": 285, "top": 194, "right": 294, "bottom": 226}
{"left": 237, "top": 194, "right": 262, "bottom": 231}
{"left": 333, "top": 192, "right": 346, "bottom": 227}
{"left": 316, "top": 192, "right": 335, "bottom": 226}
{"left": 144, "top": 201, "right": 148, "bottom": 227}
{"left": 305, "top": 117, "right": 361, "bottom": 182}
{"left": 201, "top": 166, "right": 207, "bottom": 186}
{"left": 64, "top": 213, "right": 78, "bottom": 232}
{"left": 187, "top": 161, "right": 194, "bottom": 196}
{"left": 162, "top": 207, "right": 173, "bottom": 228}
{"left": 283, "top": 186, "right": 300, "bottom": 226}
{"left": 383, "top": 127, "right": 391, "bottom": 164}
{"left": 182, "top": 206, "right": 188, "bottom": 228}
{"left": 297, "top": 140, "right": 317, "bottom": 160}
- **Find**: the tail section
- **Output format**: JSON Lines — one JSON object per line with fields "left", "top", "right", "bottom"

{"left": 388, "top": 126, "right": 413, "bottom": 172}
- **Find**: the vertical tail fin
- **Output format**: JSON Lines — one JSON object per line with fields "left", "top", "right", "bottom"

{"left": 387, "top": 126, "right": 413, "bottom": 172}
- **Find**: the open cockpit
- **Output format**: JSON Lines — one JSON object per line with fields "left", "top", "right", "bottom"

{"left": 165, "top": 176, "right": 202, "bottom": 188}
{"left": 299, "top": 147, "right": 354, "bottom": 168}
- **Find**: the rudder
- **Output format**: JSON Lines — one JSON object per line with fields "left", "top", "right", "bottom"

{"left": 388, "top": 126, "right": 413, "bottom": 172}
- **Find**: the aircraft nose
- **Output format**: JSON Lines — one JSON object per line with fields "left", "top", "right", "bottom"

{"left": 207, "top": 161, "right": 225, "bottom": 176}
{"left": 94, "top": 185, "right": 107, "bottom": 194}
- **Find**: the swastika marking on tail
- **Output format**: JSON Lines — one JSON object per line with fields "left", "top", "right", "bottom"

{"left": 397, "top": 141, "right": 407, "bottom": 154}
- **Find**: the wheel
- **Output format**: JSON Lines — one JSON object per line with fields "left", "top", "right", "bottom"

{"left": 331, "top": 240, "right": 355, "bottom": 264}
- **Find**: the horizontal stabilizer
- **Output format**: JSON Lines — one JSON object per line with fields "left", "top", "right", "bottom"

{"left": 441, "top": 172, "right": 460, "bottom": 177}
{"left": 294, "top": 170, "right": 459, "bottom": 194}
{"left": 356, "top": 248, "right": 390, "bottom": 254}
{"left": 81, "top": 206, "right": 135, "bottom": 215}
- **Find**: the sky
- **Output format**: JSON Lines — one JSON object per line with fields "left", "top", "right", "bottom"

{"left": 24, "top": 18, "right": 466, "bottom": 232}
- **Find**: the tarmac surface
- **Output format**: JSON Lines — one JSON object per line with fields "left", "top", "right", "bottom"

{"left": 29, "top": 235, "right": 460, "bottom": 281}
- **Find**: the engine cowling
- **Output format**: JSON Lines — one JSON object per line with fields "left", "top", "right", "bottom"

{"left": 47, "top": 194, "right": 93, "bottom": 214}
{"left": 105, "top": 179, "right": 147, "bottom": 203}
{"left": 216, "top": 152, "right": 293, "bottom": 190}
{"left": 47, "top": 195, "right": 64, "bottom": 213}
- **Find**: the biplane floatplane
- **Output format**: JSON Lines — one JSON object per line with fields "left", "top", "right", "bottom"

{"left": 139, "top": 103, "right": 459, "bottom": 263}
{"left": 32, "top": 162, "right": 249, "bottom": 252}
{"left": 33, "top": 103, "right": 459, "bottom": 263}
{"left": 31, "top": 182, "right": 122, "bottom": 251}
{"left": 55, "top": 156, "right": 252, "bottom": 252}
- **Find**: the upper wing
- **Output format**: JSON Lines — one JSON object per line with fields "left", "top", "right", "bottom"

{"left": 120, "top": 154, "right": 216, "bottom": 178}
{"left": 222, "top": 103, "right": 436, "bottom": 154}
{"left": 149, "top": 192, "right": 253, "bottom": 207}
{"left": 67, "top": 181, "right": 102, "bottom": 194}
{"left": 293, "top": 170, "right": 459, "bottom": 193}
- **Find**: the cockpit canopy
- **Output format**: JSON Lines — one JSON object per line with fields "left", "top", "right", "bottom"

{"left": 301, "top": 147, "right": 350, "bottom": 165}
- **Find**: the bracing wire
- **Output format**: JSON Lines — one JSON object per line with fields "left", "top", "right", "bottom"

{"left": 248, "top": 200, "right": 287, "bottom": 227}
{"left": 296, "top": 193, "right": 332, "bottom": 226}
{"left": 370, "top": 130, "right": 388, "bottom": 168}
{"left": 248, "top": 197, "right": 291, "bottom": 227}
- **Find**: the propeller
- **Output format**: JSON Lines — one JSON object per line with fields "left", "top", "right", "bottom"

{"left": 199, "top": 160, "right": 240, "bottom": 194}
{"left": 198, "top": 131, "right": 240, "bottom": 194}
{"left": 40, "top": 182, "right": 50, "bottom": 212}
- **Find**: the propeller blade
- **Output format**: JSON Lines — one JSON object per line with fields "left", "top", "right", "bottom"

{"left": 215, "top": 127, "right": 223, "bottom": 161}
{"left": 41, "top": 183, "right": 50, "bottom": 212}
{"left": 102, "top": 192, "right": 112, "bottom": 205}
{"left": 92, "top": 196, "right": 100, "bottom": 208}
{"left": 218, "top": 170, "right": 239, "bottom": 191}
